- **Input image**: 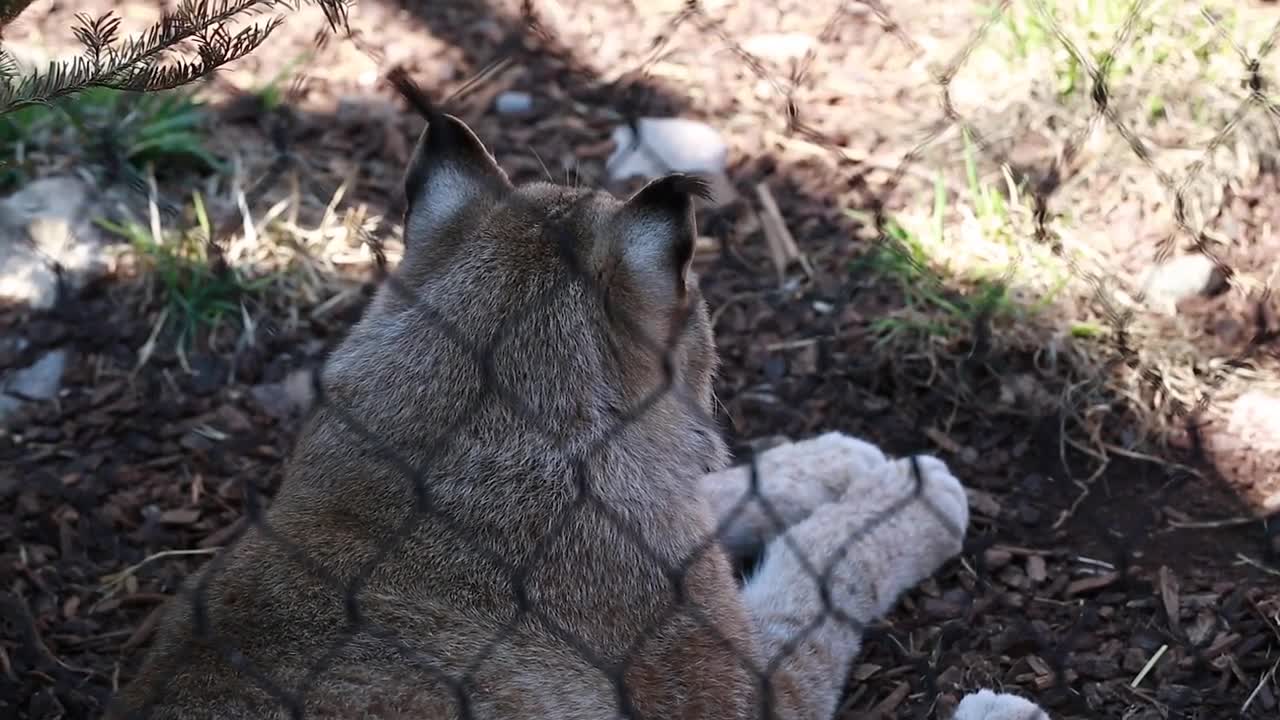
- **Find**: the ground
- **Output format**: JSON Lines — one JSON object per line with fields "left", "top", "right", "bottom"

{"left": 2, "top": 0, "right": 1280, "bottom": 719}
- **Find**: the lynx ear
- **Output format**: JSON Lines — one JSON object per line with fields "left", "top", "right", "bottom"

{"left": 612, "top": 173, "right": 712, "bottom": 302}
{"left": 403, "top": 112, "right": 512, "bottom": 241}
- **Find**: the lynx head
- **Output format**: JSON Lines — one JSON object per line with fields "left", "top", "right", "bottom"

{"left": 315, "top": 112, "right": 728, "bottom": 488}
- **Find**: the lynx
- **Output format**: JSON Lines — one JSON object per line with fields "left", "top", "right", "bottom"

{"left": 109, "top": 111, "right": 1055, "bottom": 720}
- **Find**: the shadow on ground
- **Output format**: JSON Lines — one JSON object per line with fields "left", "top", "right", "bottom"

{"left": 2, "top": 1, "right": 1279, "bottom": 718}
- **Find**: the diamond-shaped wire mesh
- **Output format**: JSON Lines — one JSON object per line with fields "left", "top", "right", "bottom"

{"left": 4, "top": 0, "right": 1280, "bottom": 719}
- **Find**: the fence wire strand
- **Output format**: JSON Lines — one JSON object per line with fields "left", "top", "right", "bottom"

{"left": 4, "top": 0, "right": 1280, "bottom": 719}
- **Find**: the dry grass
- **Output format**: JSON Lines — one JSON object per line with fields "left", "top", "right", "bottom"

{"left": 851, "top": 0, "right": 1280, "bottom": 504}
{"left": 97, "top": 153, "right": 399, "bottom": 361}
{"left": 7, "top": 0, "right": 1276, "bottom": 500}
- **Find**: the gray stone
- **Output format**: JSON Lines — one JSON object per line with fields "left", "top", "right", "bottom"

{"left": 250, "top": 382, "right": 295, "bottom": 420}
{"left": 249, "top": 369, "right": 315, "bottom": 420}
{"left": 0, "top": 349, "right": 68, "bottom": 422}
{"left": 7, "top": 349, "right": 66, "bottom": 400}
{"left": 494, "top": 91, "right": 534, "bottom": 116}
{"left": 0, "top": 176, "right": 109, "bottom": 310}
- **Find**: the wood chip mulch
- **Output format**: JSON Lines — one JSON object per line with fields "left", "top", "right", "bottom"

{"left": 3, "top": 1, "right": 1280, "bottom": 719}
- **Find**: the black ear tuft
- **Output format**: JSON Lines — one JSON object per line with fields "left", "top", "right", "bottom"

{"left": 390, "top": 68, "right": 512, "bottom": 244}
{"left": 387, "top": 66, "right": 440, "bottom": 123}
{"left": 627, "top": 174, "right": 714, "bottom": 210}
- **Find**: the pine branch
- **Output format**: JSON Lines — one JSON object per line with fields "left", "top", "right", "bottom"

{"left": 0, "top": 46, "right": 17, "bottom": 84}
{"left": 0, "top": 0, "right": 349, "bottom": 115}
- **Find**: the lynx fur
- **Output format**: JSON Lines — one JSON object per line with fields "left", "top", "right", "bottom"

{"left": 109, "top": 111, "right": 1054, "bottom": 720}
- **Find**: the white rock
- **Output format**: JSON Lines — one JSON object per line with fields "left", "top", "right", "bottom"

{"left": 1224, "top": 390, "right": 1280, "bottom": 453}
{"left": 1212, "top": 390, "right": 1280, "bottom": 513}
{"left": 953, "top": 690, "right": 1049, "bottom": 720}
{"left": 494, "top": 91, "right": 534, "bottom": 115}
{"left": 606, "top": 118, "right": 736, "bottom": 205}
{"left": 606, "top": 117, "right": 728, "bottom": 182}
{"left": 741, "top": 33, "right": 816, "bottom": 63}
{"left": 0, "top": 349, "right": 68, "bottom": 423}
{"left": 0, "top": 176, "right": 109, "bottom": 310}
{"left": 1138, "top": 253, "right": 1220, "bottom": 315}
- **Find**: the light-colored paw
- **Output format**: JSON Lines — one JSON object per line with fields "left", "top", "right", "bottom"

{"left": 701, "top": 432, "right": 892, "bottom": 557}
{"left": 841, "top": 454, "right": 970, "bottom": 604}
{"left": 953, "top": 690, "right": 1051, "bottom": 720}
{"left": 798, "top": 431, "right": 891, "bottom": 478}
{"left": 846, "top": 454, "right": 969, "bottom": 540}
{"left": 763, "top": 432, "right": 891, "bottom": 496}
{"left": 903, "top": 455, "right": 969, "bottom": 541}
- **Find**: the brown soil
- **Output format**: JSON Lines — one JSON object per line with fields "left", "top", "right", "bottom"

{"left": 3, "top": 1, "right": 1279, "bottom": 719}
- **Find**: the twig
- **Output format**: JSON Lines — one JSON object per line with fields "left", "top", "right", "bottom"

{"left": 754, "top": 182, "right": 815, "bottom": 286}
{"left": 1236, "top": 553, "right": 1280, "bottom": 578}
{"left": 1063, "top": 437, "right": 1112, "bottom": 480}
{"left": 764, "top": 337, "right": 823, "bottom": 352}
{"left": 1052, "top": 478, "right": 1092, "bottom": 530}
{"left": 1100, "top": 442, "right": 1204, "bottom": 478}
{"left": 1131, "top": 644, "right": 1167, "bottom": 688}
{"left": 1242, "top": 657, "right": 1280, "bottom": 714}
{"left": 133, "top": 306, "right": 170, "bottom": 373}
{"left": 1248, "top": 594, "right": 1280, "bottom": 645}
{"left": 99, "top": 548, "right": 222, "bottom": 595}
{"left": 1167, "top": 516, "right": 1259, "bottom": 530}
{"left": 1075, "top": 556, "right": 1117, "bottom": 571}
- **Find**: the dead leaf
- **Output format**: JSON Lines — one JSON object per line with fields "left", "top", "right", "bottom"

{"left": 869, "top": 682, "right": 910, "bottom": 718}
{"left": 966, "top": 488, "right": 1002, "bottom": 518}
{"left": 1026, "top": 655, "right": 1049, "bottom": 673}
{"left": 1065, "top": 572, "right": 1119, "bottom": 597}
{"left": 928, "top": 427, "right": 972, "bottom": 455}
{"left": 754, "top": 182, "right": 813, "bottom": 286}
{"left": 1027, "top": 555, "right": 1048, "bottom": 583}
{"left": 852, "top": 663, "right": 882, "bottom": 681}
{"left": 1158, "top": 565, "right": 1181, "bottom": 632}
{"left": 983, "top": 547, "right": 1013, "bottom": 569}
{"left": 159, "top": 508, "right": 201, "bottom": 526}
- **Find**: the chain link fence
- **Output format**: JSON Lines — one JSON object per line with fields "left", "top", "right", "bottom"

{"left": 3, "top": 0, "right": 1280, "bottom": 718}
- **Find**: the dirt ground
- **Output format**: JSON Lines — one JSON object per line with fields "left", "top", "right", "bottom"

{"left": 3, "top": 1, "right": 1280, "bottom": 719}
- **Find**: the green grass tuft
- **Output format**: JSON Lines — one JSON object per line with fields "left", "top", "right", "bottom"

{"left": 846, "top": 130, "right": 1079, "bottom": 348}
{"left": 96, "top": 193, "right": 272, "bottom": 349}
{"left": 981, "top": 0, "right": 1268, "bottom": 106}
{"left": 0, "top": 86, "right": 221, "bottom": 191}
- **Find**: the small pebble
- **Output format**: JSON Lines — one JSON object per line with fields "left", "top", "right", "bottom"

{"left": 983, "top": 547, "right": 1013, "bottom": 570}
{"left": 494, "top": 91, "right": 534, "bottom": 115}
